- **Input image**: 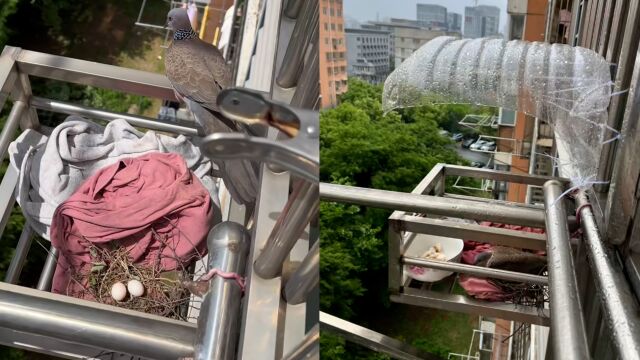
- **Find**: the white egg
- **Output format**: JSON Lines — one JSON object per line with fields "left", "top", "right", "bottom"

{"left": 111, "top": 282, "right": 127, "bottom": 302}
{"left": 127, "top": 280, "right": 145, "bottom": 297}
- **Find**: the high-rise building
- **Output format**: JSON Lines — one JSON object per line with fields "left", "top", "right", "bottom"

{"left": 319, "top": 0, "right": 348, "bottom": 108}
{"left": 464, "top": 5, "right": 501, "bottom": 38}
{"left": 363, "top": 19, "right": 457, "bottom": 69}
{"left": 447, "top": 12, "right": 462, "bottom": 33}
{"left": 416, "top": 3, "right": 448, "bottom": 30}
{"left": 345, "top": 28, "right": 391, "bottom": 84}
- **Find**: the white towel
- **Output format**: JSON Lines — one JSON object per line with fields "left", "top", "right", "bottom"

{"left": 9, "top": 116, "right": 220, "bottom": 240}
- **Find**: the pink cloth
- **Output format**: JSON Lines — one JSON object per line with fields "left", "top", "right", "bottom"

{"left": 50, "top": 153, "right": 213, "bottom": 297}
{"left": 459, "top": 221, "right": 546, "bottom": 300}
{"left": 459, "top": 275, "right": 507, "bottom": 301}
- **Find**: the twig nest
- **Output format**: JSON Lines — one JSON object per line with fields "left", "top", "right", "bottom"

{"left": 127, "top": 279, "right": 145, "bottom": 297}
{"left": 111, "top": 282, "right": 127, "bottom": 302}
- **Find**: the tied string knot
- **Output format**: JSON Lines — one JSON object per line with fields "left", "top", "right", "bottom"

{"left": 198, "top": 268, "right": 246, "bottom": 292}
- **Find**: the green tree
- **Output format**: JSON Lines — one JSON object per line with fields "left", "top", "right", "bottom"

{"left": 320, "top": 78, "right": 474, "bottom": 359}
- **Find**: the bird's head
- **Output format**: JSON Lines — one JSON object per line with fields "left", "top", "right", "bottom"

{"left": 167, "top": 8, "right": 192, "bottom": 32}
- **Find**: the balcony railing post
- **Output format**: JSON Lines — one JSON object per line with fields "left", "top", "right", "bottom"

{"left": 542, "top": 180, "right": 589, "bottom": 360}
{"left": 254, "top": 181, "right": 319, "bottom": 279}
{"left": 195, "top": 221, "right": 250, "bottom": 360}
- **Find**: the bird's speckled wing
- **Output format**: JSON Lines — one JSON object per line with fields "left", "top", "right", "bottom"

{"left": 165, "top": 40, "right": 231, "bottom": 112}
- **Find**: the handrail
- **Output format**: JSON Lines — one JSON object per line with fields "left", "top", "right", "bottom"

{"left": 0, "top": 282, "right": 195, "bottom": 359}
{"left": 13, "top": 47, "right": 177, "bottom": 101}
{"left": 321, "top": 182, "right": 547, "bottom": 228}
{"left": 543, "top": 181, "right": 589, "bottom": 360}
{"left": 31, "top": 96, "right": 201, "bottom": 136}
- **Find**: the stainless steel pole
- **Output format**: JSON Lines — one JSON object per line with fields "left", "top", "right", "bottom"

{"left": 321, "top": 182, "right": 547, "bottom": 228}
{"left": 276, "top": 0, "right": 319, "bottom": 88}
{"left": 0, "top": 282, "right": 195, "bottom": 359}
{"left": 31, "top": 97, "right": 200, "bottom": 136}
{"left": 284, "top": 240, "right": 319, "bottom": 304}
{"left": 0, "top": 101, "right": 26, "bottom": 159}
{"left": 543, "top": 180, "right": 589, "bottom": 360}
{"left": 403, "top": 256, "right": 548, "bottom": 285}
{"left": 282, "top": 325, "right": 319, "bottom": 360}
{"left": 4, "top": 225, "right": 33, "bottom": 284}
{"left": 576, "top": 192, "right": 640, "bottom": 360}
{"left": 254, "top": 181, "right": 319, "bottom": 279}
{"left": 36, "top": 247, "right": 58, "bottom": 291}
{"left": 195, "top": 221, "right": 250, "bottom": 360}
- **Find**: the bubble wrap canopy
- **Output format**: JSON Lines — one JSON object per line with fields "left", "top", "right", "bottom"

{"left": 383, "top": 36, "right": 614, "bottom": 183}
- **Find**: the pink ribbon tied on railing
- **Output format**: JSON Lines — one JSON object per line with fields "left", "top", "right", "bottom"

{"left": 199, "top": 268, "right": 246, "bottom": 292}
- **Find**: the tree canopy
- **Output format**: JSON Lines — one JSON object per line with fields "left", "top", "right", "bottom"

{"left": 320, "top": 78, "right": 475, "bottom": 359}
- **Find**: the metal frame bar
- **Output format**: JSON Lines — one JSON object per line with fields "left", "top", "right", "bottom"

{"left": 283, "top": 240, "right": 319, "bottom": 305}
{"left": 403, "top": 257, "right": 548, "bottom": 285}
{"left": 393, "top": 288, "right": 550, "bottom": 326}
{"left": 254, "top": 181, "right": 319, "bottom": 279}
{"left": 30, "top": 96, "right": 200, "bottom": 136}
{"left": 0, "top": 282, "right": 196, "bottom": 359}
{"left": 543, "top": 181, "right": 589, "bottom": 360}
{"left": 322, "top": 182, "right": 547, "bottom": 228}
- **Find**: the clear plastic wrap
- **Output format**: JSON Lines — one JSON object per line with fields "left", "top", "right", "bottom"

{"left": 383, "top": 36, "right": 616, "bottom": 187}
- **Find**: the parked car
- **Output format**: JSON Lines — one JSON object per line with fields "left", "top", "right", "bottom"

{"left": 480, "top": 141, "right": 496, "bottom": 151}
{"left": 469, "top": 140, "right": 488, "bottom": 150}
{"left": 471, "top": 161, "right": 485, "bottom": 168}
{"left": 451, "top": 133, "right": 464, "bottom": 142}
{"left": 438, "top": 129, "right": 450, "bottom": 137}
{"left": 462, "top": 138, "right": 477, "bottom": 149}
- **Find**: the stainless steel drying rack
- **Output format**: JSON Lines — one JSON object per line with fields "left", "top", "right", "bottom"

{"left": 320, "top": 163, "right": 640, "bottom": 360}
{"left": 0, "top": 0, "right": 319, "bottom": 358}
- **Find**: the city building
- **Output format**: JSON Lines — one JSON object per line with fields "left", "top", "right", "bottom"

{"left": 464, "top": 5, "right": 501, "bottom": 38}
{"left": 363, "top": 19, "right": 457, "bottom": 68}
{"left": 447, "top": 12, "right": 462, "bottom": 33}
{"left": 319, "top": 0, "right": 348, "bottom": 108}
{"left": 345, "top": 28, "right": 391, "bottom": 84}
{"left": 416, "top": 3, "right": 448, "bottom": 30}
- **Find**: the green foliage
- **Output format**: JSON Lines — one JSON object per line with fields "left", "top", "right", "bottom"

{"left": 320, "top": 78, "right": 475, "bottom": 359}
{"left": 0, "top": 0, "right": 19, "bottom": 48}
{"left": 320, "top": 200, "right": 382, "bottom": 320}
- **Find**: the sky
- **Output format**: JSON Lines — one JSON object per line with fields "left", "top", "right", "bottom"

{"left": 344, "top": 0, "right": 509, "bottom": 35}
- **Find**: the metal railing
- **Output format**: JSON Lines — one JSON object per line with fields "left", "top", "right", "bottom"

{"left": 0, "top": 0, "right": 320, "bottom": 356}
{"left": 320, "top": 160, "right": 640, "bottom": 358}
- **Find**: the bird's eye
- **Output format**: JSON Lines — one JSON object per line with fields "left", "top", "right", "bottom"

{"left": 169, "top": 17, "right": 173, "bottom": 21}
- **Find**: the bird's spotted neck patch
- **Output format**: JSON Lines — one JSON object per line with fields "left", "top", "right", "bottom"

{"left": 174, "top": 29, "right": 196, "bottom": 40}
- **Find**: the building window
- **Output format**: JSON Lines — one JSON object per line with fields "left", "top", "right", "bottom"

{"left": 325, "top": 37, "right": 329, "bottom": 45}
{"left": 510, "top": 15, "right": 525, "bottom": 40}
{"left": 331, "top": 23, "right": 336, "bottom": 30}
{"left": 330, "top": 8, "right": 334, "bottom": 16}
{"left": 338, "top": 24, "right": 343, "bottom": 31}
{"left": 337, "top": 9, "right": 342, "bottom": 16}
{"left": 324, "top": 23, "right": 328, "bottom": 31}
{"left": 323, "top": 7, "right": 327, "bottom": 15}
